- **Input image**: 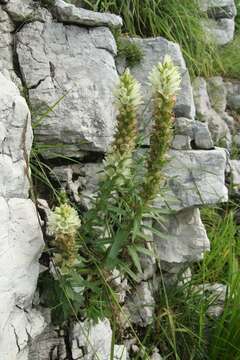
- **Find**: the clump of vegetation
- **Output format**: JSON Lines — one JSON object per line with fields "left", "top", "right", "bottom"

{"left": 48, "top": 201, "right": 81, "bottom": 270}
{"left": 82, "top": 0, "right": 222, "bottom": 77}
{"left": 116, "top": 36, "right": 144, "bottom": 68}
{"left": 39, "top": 56, "right": 181, "bottom": 329}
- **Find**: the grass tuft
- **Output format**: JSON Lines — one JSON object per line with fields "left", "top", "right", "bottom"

{"left": 82, "top": 0, "right": 222, "bottom": 77}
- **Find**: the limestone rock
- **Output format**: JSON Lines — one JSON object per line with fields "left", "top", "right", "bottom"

{"left": 160, "top": 148, "right": 228, "bottom": 210}
{"left": 195, "top": 283, "right": 227, "bottom": 318}
{"left": 151, "top": 349, "right": 163, "bottom": 360}
{"left": 16, "top": 20, "right": 119, "bottom": 156}
{"left": 71, "top": 319, "right": 113, "bottom": 360}
{"left": 53, "top": 0, "right": 122, "bottom": 28}
{"left": 51, "top": 162, "right": 104, "bottom": 209}
{"left": 207, "top": 108, "right": 231, "bottom": 147}
{"left": 126, "top": 282, "right": 155, "bottom": 327}
{"left": 192, "top": 77, "right": 211, "bottom": 121}
{"left": 0, "top": 72, "right": 32, "bottom": 198}
{"left": 0, "top": 73, "right": 44, "bottom": 359}
{"left": 199, "top": 0, "right": 237, "bottom": 19}
{"left": 225, "top": 80, "right": 240, "bottom": 112}
{"left": 207, "top": 76, "right": 227, "bottom": 113}
{"left": 113, "top": 345, "right": 128, "bottom": 360}
{"left": 174, "top": 117, "right": 214, "bottom": 149}
{"left": 4, "top": 0, "right": 38, "bottom": 22}
{"left": 172, "top": 134, "right": 192, "bottom": 150}
{"left": 0, "top": 8, "right": 14, "bottom": 74}
{"left": 233, "top": 133, "right": 240, "bottom": 147}
{"left": 29, "top": 324, "right": 67, "bottom": 360}
{"left": 118, "top": 37, "right": 195, "bottom": 122}
{"left": 154, "top": 207, "right": 210, "bottom": 264}
{"left": 229, "top": 160, "right": 240, "bottom": 188}
{"left": 201, "top": 17, "right": 235, "bottom": 45}
{"left": 193, "top": 77, "right": 231, "bottom": 147}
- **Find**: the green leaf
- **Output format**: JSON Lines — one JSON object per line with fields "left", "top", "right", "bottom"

{"left": 106, "top": 228, "right": 129, "bottom": 267}
{"left": 128, "top": 245, "right": 142, "bottom": 273}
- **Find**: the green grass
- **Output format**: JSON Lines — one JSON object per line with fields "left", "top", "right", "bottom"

{"left": 214, "top": 34, "right": 240, "bottom": 79}
{"left": 82, "top": 0, "right": 222, "bottom": 77}
{"left": 212, "top": 1, "right": 240, "bottom": 79}
{"left": 196, "top": 206, "right": 239, "bottom": 284}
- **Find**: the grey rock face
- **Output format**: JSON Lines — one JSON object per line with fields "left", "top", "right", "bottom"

{"left": 229, "top": 160, "right": 240, "bottom": 188}
{"left": 118, "top": 37, "right": 195, "bottom": 121}
{"left": 192, "top": 77, "right": 212, "bottom": 120}
{"left": 201, "top": 17, "right": 235, "bottom": 45}
{"left": 195, "top": 283, "right": 227, "bottom": 318}
{"left": 174, "top": 117, "right": 214, "bottom": 149}
{"left": 0, "top": 72, "right": 32, "bottom": 198}
{"left": 29, "top": 324, "right": 67, "bottom": 360}
{"left": 160, "top": 148, "right": 228, "bottom": 210}
{"left": 199, "top": 0, "right": 237, "bottom": 19}
{"left": 54, "top": 0, "right": 122, "bottom": 28}
{"left": 126, "top": 282, "right": 155, "bottom": 327}
{"left": 207, "top": 76, "right": 227, "bottom": 113}
{"left": 193, "top": 77, "right": 231, "bottom": 147}
{"left": 0, "top": 8, "right": 14, "bottom": 74}
{"left": 71, "top": 319, "right": 125, "bottom": 360}
{"left": 16, "top": 20, "right": 119, "bottom": 156}
{"left": 0, "top": 73, "right": 44, "bottom": 359}
{"left": 225, "top": 81, "right": 240, "bottom": 112}
{"left": 51, "top": 162, "right": 104, "bottom": 209}
{"left": 4, "top": 0, "right": 38, "bottom": 22}
{"left": 154, "top": 207, "right": 210, "bottom": 264}
{"left": 172, "top": 134, "right": 192, "bottom": 150}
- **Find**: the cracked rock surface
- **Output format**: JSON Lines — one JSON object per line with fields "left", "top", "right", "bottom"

{"left": 0, "top": 72, "right": 44, "bottom": 359}
{"left": 16, "top": 19, "right": 119, "bottom": 156}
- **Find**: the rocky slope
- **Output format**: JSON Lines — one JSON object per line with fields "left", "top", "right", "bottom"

{"left": 0, "top": 0, "right": 239, "bottom": 359}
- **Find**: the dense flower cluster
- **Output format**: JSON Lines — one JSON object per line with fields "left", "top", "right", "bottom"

{"left": 48, "top": 203, "right": 81, "bottom": 236}
{"left": 104, "top": 69, "right": 142, "bottom": 186}
{"left": 48, "top": 203, "right": 81, "bottom": 269}
{"left": 112, "top": 68, "right": 142, "bottom": 156}
{"left": 141, "top": 55, "right": 181, "bottom": 203}
{"left": 148, "top": 55, "right": 181, "bottom": 100}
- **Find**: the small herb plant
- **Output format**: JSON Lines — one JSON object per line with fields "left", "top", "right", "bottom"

{"left": 39, "top": 56, "right": 181, "bottom": 325}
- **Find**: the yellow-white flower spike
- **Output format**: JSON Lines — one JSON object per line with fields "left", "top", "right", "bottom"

{"left": 114, "top": 68, "right": 142, "bottom": 109}
{"left": 148, "top": 55, "right": 181, "bottom": 99}
{"left": 48, "top": 203, "right": 81, "bottom": 236}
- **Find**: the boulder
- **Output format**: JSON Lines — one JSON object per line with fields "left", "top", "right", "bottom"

{"left": 71, "top": 319, "right": 113, "bottom": 360}
{"left": 0, "top": 72, "right": 32, "bottom": 198}
{"left": 0, "top": 73, "right": 44, "bottom": 359}
{"left": 126, "top": 281, "right": 155, "bottom": 327}
{"left": 0, "top": 8, "right": 14, "bottom": 73}
{"left": 207, "top": 76, "right": 227, "bottom": 113}
{"left": 154, "top": 207, "right": 210, "bottom": 264}
{"left": 53, "top": 0, "right": 122, "bottom": 28}
{"left": 229, "top": 160, "right": 240, "bottom": 188}
{"left": 225, "top": 80, "right": 240, "bottom": 112}
{"left": 192, "top": 77, "right": 212, "bottom": 121}
{"left": 172, "top": 134, "right": 192, "bottom": 150}
{"left": 201, "top": 18, "right": 235, "bottom": 45}
{"left": 29, "top": 324, "right": 67, "bottom": 360}
{"left": 193, "top": 77, "right": 231, "bottom": 147}
{"left": 160, "top": 148, "right": 228, "bottom": 210}
{"left": 4, "top": 0, "right": 39, "bottom": 22}
{"left": 174, "top": 117, "right": 214, "bottom": 149}
{"left": 16, "top": 20, "right": 119, "bottom": 156}
{"left": 117, "top": 37, "right": 195, "bottom": 122}
{"left": 51, "top": 162, "right": 104, "bottom": 209}
{"left": 199, "top": 0, "right": 237, "bottom": 19}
